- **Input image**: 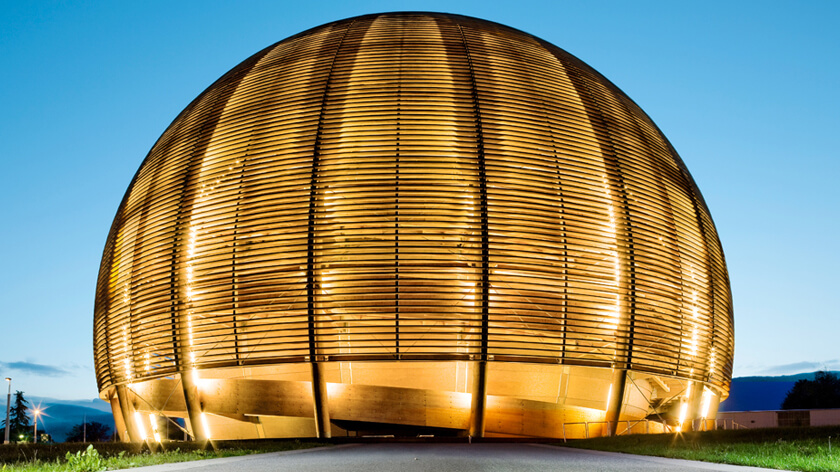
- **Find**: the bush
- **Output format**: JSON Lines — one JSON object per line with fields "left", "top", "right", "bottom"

{"left": 782, "top": 371, "right": 840, "bottom": 409}
{"left": 64, "top": 445, "right": 106, "bottom": 472}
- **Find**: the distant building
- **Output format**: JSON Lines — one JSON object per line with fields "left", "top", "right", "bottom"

{"left": 93, "top": 12, "right": 733, "bottom": 441}
{"left": 717, "top": 409, "right": 840, "bottom": 429}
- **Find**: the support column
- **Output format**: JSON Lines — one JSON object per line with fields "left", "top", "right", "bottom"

{"left": 181, "top": 371, "right": 208, "bottom": 441}
{"left": 605, "top": 369, "right": 627, "bottom": 436}
{"left": 686, "top": 381, "right": 703, "bottom": 431}
{"left": 310, "top": 362, "right": 331, "bottom": 438}
{"left": 468, "top": 360, "right": 488, "bottom": 438}
{"left": 115, "top": 385, "right": 143, "bottom": 442}
{"left": 108, "top": 389, "right": 129, "bottom": 442}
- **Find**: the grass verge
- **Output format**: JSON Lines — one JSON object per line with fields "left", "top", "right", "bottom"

{"left": 0, "top": 440, "right": 327, "bottom": 471}
{"left": 565, "top": 425, "right": 840, "bottom": 471}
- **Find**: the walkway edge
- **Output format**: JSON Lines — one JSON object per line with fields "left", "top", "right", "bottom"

{"left": 112, "top": 444, "right": 360, "bottom": 472}
{"left": 529, "top": 444, "right": 790, "bottom": 471}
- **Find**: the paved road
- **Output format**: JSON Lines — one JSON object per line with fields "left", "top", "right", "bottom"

{"left": 121, "top": 443, "right": 785, "bottom": 472}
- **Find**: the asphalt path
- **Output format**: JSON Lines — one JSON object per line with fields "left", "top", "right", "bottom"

{"left": 120, "top": 443, "right": 786, "bottom": 472}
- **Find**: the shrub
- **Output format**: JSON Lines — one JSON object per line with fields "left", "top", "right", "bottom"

{"left": 64, "top": 445, "right": 106, "bottom": 472}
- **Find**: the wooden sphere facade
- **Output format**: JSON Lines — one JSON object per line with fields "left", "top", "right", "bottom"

{"left": 94, "top": 13, "right": 733, "bottom": 440}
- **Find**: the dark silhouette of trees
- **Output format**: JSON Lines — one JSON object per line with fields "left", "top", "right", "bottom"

{"left": 65, "top": 421, "right": 112, "bottom": 442}
{"left": 10, "top": 391, "right": 31, "bottom": 441}
{"left": 1, "top": 391, "right": 33, "bottom": 442}
{"left": 782, "top": 371, "right": 840, "bottom": 409}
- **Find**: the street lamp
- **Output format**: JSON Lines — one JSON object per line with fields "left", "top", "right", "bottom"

{"left": 3, "top": 378, "right": 10, "bottom": 444}
{"left": 32, "top": 409, "right": 40, "bottom": 443}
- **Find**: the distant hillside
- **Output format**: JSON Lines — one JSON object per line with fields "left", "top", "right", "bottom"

{"left": 30, "top": 397, "right": 112, "bottom": 413}
{"left": 733, "top": 371, "right": 840, "bottom": 383}
{"left": 718, "top": 371, "right": 840, "bottom": 412}
{"left": 29, "top": 397, "right": 115, "bottom": 442}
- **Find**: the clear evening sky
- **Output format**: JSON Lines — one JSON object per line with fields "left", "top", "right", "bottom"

{"left": 1, "top": 1, "right": 837, "bottom": 401}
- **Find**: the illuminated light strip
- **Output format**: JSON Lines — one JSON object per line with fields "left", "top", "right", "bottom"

{"left": 677, "top": 380, "right": 694, "bottom": 432}
{"left": 708, "top": 351, "right": 717, "bottom": 378}
{"left": 700, "top": 387, "right": 714, "bottom": 419}
{"left": 677, "top": 401, "right": 688, "bottom": 432}
{"left": 200, "top": 412, "right": 212, "bottom": 440}
{"left": 598, "top": 177, "right": 621, "bottom": 334}
{"left": 148, "top": 413, "right": 161, "bottom": 442}
{"left": 186, "top": 224, "right": 198, "bottom": 371}
{"left": 690, "top": 267, "right": 700, "bottom": 358}
{"left": 134, "top": 411, "right": 148, "bottom": 441}
{"left": 122, "top": 326, "right": 133, "bottom": 383}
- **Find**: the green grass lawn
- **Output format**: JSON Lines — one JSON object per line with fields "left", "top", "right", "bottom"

{"left": 0, "top": 439, "right": 327, "bottom": 471}
{"left": 4, "top": 427, "right": 840, "bottom": 471}
{"left": 566, "top": 425, "right": 840, "bottom": 472}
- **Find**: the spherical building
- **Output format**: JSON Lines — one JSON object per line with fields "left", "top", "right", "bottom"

{"left": 94, "top": 12, "right": 733, "bottom": 441}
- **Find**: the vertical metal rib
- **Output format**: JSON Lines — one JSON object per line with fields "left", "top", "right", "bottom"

{"left": 231, "top": 138, "right": 253, "bottom": 366}
{"left": 541, "top": 101, "right": 569, "bottom": 361}
{"left": 307, "top": 21, "right": 355, "bottom": 362}
{"left": 456, "top": 24, "right": 489, "bottom": 361}
{"left": 394, "top": 28, "right": 404, "bottom": 359}
{"left": 306, "top": 20, "right": 355, "bottom": 439}
{"left": 562, "top": 63, "right": 637, "bottom": 372}
{"left": 458, "top": 23, "right": 490, "bottom": 438}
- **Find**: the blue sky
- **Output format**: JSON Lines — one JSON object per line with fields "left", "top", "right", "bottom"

{"left": 1, "top": 1, "right": 838, "bottom": 400}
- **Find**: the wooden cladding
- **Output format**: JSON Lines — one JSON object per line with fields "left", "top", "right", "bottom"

{"left": 94, "top": 13, "right": 733, "bottom": 395}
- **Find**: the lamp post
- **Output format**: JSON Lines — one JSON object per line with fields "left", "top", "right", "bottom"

{"left": 4, "top": 378, "right": 10, "bottom": 444}
{"left": 32, "top": 409, "right": 40, "bottom": 443}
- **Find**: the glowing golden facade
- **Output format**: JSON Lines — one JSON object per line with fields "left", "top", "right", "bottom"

{"left": 94, "top": 12, "right": 733, "bottom": 441}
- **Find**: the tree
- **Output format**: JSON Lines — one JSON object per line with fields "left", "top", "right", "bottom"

{"left": 65, "top": 421, "right": 112, "bottom": 442}
{"left": 1, "top": 391, "right": 32, "bottom": 442}
{"left": 782, "top": 371, "right": 840, "bottom": 409}
{"left": 0, "top": 391, "right": 32, "bottom": 441}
